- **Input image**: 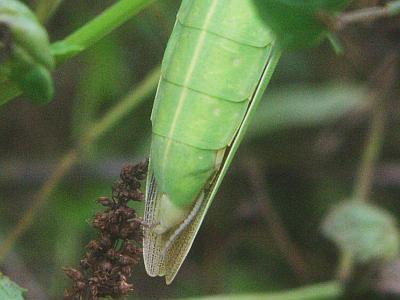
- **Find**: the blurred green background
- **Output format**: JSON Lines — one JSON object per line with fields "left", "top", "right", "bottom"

{"left": 1, "top": 0, "right": 399, "bottom": 299}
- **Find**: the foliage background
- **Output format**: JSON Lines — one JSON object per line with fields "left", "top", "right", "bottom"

{"left": 0, "top": 0, "right": 399, "bottom": 299}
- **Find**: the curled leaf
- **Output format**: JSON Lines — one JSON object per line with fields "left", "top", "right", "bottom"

{"left": 0, "top": 0, "right": 54, "bottom": 104}
{"left": 322, "top": 201, "right": 400, "bottom": 263}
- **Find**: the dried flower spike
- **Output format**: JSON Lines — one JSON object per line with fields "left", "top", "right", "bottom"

{"left": 63, "top": 161, "right": 148, "bottom": 300}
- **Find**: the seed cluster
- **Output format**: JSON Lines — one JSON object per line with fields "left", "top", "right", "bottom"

{"left": 64, "top": 161, "right": 148, "bottom": 300}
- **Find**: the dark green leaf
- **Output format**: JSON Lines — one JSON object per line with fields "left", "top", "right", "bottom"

{"left": 252, "top": 0, "right": 351, "bottom": 50}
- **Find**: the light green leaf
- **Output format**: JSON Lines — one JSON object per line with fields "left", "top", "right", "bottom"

{"left": 322, "top": 201, "right": 400, "bottom": 263}
{"left": 247, "top": 82, "right": 367, "bottom": 139}
{"left": 0, "top": 273, "right": 26, "bottom": 300}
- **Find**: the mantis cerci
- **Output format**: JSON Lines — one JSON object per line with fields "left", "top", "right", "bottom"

{"left": 144, "top": 0, "right": 350, "bottom": 284}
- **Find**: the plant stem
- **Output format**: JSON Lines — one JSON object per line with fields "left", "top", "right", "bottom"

{"left": 336, "top": 250, "right": 352, "bottom": 282}
{"left": 244, "top": 157, "right": 311, "bottom": 282}
{"left": 0, "top": 66, "right": 160, "bottom": 262}
{"left": 319, "top": 1, "right": 400, "bottom": 31}
{"left": 0, "top": 0, "right": 157, "bottom": 106}
{"left": 181, "top": 281, "right": 341, "bottom": 300}
{"left": 353, "top": 53, "right": 398, "bottom": 202}
{"left": 352, "top": 98, "right": 387, "bottom": 202}
{"left": 0, "top": 149, "right": 79, "bottom": 263}
{"left": 35, "top": 0, "right": 63, "bottom": 24}
{"left": 78, "top": 66, "right": 160, "bottom": 147}
{"left": 337, "top": 53, "right": 398, "bottom": 283}
{"left": 337, "top": 1, "right": 400, "bottom": 28}
{"left": 51, "top": 0, "right": 157, "bottom": 64}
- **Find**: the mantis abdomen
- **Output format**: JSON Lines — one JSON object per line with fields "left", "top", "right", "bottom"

{"left": 145, "top": 0, "right": 275, "bottom": 283}
{"left": 151, "top": 0, "right": 272, "bottom": 229}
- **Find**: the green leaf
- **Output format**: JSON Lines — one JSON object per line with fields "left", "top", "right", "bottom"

{"left": 0, "top": 273, "right": 26, "bottom": 300}
{"left": 322, "top": 201, "right": 400, "bottom": 263}
{"left": 247, "top": 82, "right": 367, "bottom": 139}
{"left": 0, "top": 0, "right": 157, "bottom": 106}
{"left": 252, "top": 0, "right": 351, "bottom": 50}
{"left": 14, "top": 64, "right": 54, "bottom": 104}
{"left": 0, "top": 0, "right": 54, "bottom": 104}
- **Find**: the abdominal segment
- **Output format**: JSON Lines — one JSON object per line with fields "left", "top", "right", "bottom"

{"left": 150, "top": 134, "right": 219, "bottom": 232}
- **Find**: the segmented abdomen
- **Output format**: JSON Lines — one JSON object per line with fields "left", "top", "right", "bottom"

{"left": 150, "top": 0, "right": 273, "bottom": 208}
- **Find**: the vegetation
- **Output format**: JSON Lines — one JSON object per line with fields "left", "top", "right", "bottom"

{"left": 0, "top": 0, "right": 400, "bottom": 299}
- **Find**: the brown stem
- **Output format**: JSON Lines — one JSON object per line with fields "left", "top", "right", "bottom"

{"left": 337, "top": 52, "right": 399, "bottom": 281}
{"left": 353, "top": 52, "right": 399, "bottom": 202}
{"left": 0, "top": 149, "right": 78, "bottom": 262}
{"left": 319, "top": 2, "right": 400, "bottom": 31}
{"left": 243, "top": 157, "right": 311, "bottom": 282}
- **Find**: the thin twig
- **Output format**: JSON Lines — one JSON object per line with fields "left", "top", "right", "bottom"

{"left": 319, "top": 1, "right": 400, "bottom": 31}
{"left": 243, "top": 157, "right": 311, "bottom": 282}
{"left": 0, "top": 149, "right": 78, "bottom": 262}
{"left": 0, "top": 67, "right": 160, "bottom": 262}
{"left": 352, "top": 100, "right": 387, "bottom": 201}
{"left": 353, "top": 52, "right": 399, "bottom": 202}
{"left": 337, "top": 52, "right": 399, "bottom": 281}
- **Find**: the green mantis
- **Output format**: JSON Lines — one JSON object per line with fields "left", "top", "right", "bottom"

{"left": 144, "top": 0, "right": 351, "bottom": 284}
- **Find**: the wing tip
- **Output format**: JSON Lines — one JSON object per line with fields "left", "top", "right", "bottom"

{"left": 143, "top": 233, "right": 166, "bottom": 278}
{"left": 165, "top": 276, "right": 174, "bottom": 285}
{"left": 143, "top": 164, "right": 210, "bottom": 285}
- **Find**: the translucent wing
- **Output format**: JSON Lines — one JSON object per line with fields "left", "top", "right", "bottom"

{"left": 143, "top": 165, "right": 166, "bottom": 277}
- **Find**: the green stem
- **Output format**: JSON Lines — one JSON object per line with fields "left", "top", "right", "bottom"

{"left": 0, "top": 66, "right": 160, "bottom": 262}
{"left": 51, "top": 0, "right": 157, "bottom": 64}
{"left": 352, "top": 99, "right": 387, "bottom": 202}
{"left": 181, "top": 281, "right": 341, "bottom": 300}
{"left": 351, "top": 54, "right": 398, "bottom": 203}
{"left": 79, "top": 66, "right": 160, "bottom": 147}
{"left": 35, "top": 0, "right": 63, "bottom": 24}
{"left": 338, "top": 53, "right": 397, "bottom": 285}
{"left": 0, "top": 0, "right": 157, "bottom": 106}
